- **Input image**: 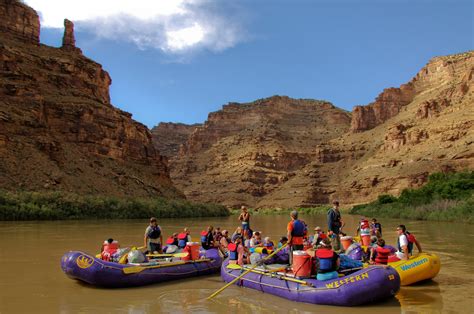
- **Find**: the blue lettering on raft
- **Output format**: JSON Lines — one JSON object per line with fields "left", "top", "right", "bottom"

{"left": 400, "top": 258, "right": 428, "bottom": 271}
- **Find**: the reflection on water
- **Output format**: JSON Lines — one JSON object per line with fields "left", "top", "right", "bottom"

{"left": 397, "top": 281, "right": 443, "bottom": 313}
{"left": 0, "top": 214, "right": 473, "bottom": 313}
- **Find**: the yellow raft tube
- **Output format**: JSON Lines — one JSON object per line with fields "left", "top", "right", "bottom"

{"left": 388, "top": 252, "right": 440, "bottom": 286}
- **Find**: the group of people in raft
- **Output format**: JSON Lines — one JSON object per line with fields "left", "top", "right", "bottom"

{"left": 100, "top": 201, "right": 422, "bottom": 280}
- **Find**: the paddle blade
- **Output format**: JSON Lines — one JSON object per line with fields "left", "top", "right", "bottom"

{"left": 226, "top": 263, "right": 243, "bottom": 270}
{"left": 122, "top": 266, "right": 144, "bottom": 274}
{"left": 173, "top": 252, "right": 189, "bottom": 258}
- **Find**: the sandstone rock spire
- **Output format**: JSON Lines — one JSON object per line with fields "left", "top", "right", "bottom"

{"left": 61, "top": 19, "right": 82, "bottom": 53}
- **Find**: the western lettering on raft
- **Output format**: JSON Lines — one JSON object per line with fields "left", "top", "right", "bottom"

{"left": 325, "top": 272, "right": 369, "bottom": 288}
{"left": 400, "top": 258, "right": 429, "bottom": 271}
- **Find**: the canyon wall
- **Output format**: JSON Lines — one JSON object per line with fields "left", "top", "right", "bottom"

{"left": 154, "top": 52, "right": 473, "bottom": 207}
{"left": 0, "top": 0, "right": 183, "bottom": 198}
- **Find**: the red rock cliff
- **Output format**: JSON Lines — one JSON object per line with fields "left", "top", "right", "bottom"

{"left": 151, "top": 122, "right": 200, "bottom": 158}
{"left": 351, "top": 52, "right": 473, "bottom": 132}
{"left": 160, "top": 52, "right": 472, "bottom": 208}
{"left": 0, "top": 0, "right": 183, "bottom": 198}
{"left": 0, "top": 0, "right": 39, "bottom": 43}
{"left": 169, "top": 96, "right": 351, "bottom": 207}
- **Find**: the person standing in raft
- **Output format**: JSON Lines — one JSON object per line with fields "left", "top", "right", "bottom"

{"left": 316, "top": 238, "right": 340, "bottom": 281}
{"left": 327, "top": 200, "right": 344, "bottom": 251}
{"left": 239, "top": 206, "right": 251, "bottom": 237}
{"left": 287, "top": 210, "right": 307, "bottom": 265}
{"left": 396, "top": 225, "right": 422, "bottom": 260}
{"left": 144, "top": 217, "right": 163, "bottom": 254}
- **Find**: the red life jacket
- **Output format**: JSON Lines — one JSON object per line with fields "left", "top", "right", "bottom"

{"left": 200, "top": 230, "right": 209, "bottom": 244}
{"left": 375, "top": 246, "right": 391, "bottom": 265}
{"left": 166, "top": 237, "right": 176, "bottom": 245}
{"left": 228, "top": 243, "right": 238, "bottom": 260}
{"left": 360, "top": 219, "right": 370, "bottom": 230}
{"left": 101, "top": 241, "right": 119, "bottom": 261}
{"left": 316, "top": 249, "right": 336, "bottom": 273}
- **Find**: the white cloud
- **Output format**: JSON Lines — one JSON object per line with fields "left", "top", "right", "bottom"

{"left": 24, "top": 0, "right": 246, "bottom": 53}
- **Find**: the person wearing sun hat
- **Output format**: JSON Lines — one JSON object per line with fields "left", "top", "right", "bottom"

{"left": 311, "top": 226, "right": 327, "bottom": 247}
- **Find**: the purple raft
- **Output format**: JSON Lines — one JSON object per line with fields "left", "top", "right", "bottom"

{"left": 220, "top": 259, "right": 400, "bottom": 306}
{"left": 61, "top": 249, "right": 222, "bottom": 288}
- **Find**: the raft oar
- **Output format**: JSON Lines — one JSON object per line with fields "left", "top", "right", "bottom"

{"left": 123, "top": 258, "right": 211, "bottom": 274}
{"left": 226, "top": 264, "right": 311, "bottom": 286}
{"left": 207, "top": 242, "right": 288, "bottom": 300}
{"left": 147, "top": 252, "right": 189, "bottom": 258}
{"left": 226, "top": 263, "right": 286, "bottom": 273}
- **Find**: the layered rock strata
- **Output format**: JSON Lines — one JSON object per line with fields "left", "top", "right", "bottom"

{"left": 151, "top": 123, "right": 200, "bottom": 158}
{"left": 168, "top": 96, "right": 351, "bottom": 207}
{"left": 155, "top": 51, "right": 473, "bottom": 207}
{"left": 0, "top": 0, "right": 183, "bottom": 198}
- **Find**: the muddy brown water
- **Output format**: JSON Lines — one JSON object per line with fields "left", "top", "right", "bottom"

{"left": 0, "top": 214, "right": 473, "bottom": 313}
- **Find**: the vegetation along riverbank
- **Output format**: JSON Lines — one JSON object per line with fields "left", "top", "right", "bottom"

{"left": 0, "top": 191, "right": 229, "bottom": 220}
{"left": 229, "top": 206, "right": 331, "bottom": 216}
{"left": 350, "top": 171, "right": 474, "bottom": 223}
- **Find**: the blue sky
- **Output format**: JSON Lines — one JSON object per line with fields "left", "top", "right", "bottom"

{"left": 30, "top": 0, "right": 473, "bottom": 128}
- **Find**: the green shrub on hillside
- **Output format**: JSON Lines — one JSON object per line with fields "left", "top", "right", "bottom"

{"left": 350, "top": 171, "right": 474, "bottom": 223}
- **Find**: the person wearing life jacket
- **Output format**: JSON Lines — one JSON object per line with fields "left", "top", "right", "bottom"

{"left": 310, "top": 226, "right": 327, "bottom": 247}
{"left": 356, "top": 217, "right": 371, "bottom": 236}
{"left": 249, "top": 231, "right": 263, "bottom": 248}
{"left": 327, "top": 200, "right": 344, "bottom": 251}
{"left": 201, "top": 226, "right": 215, "bottom": 250}
{"left": 396, "top": 224, "right": 422, "bottom": 260}
{"left": 316, "top": 238, "right": 340, "bottom": 281}
{"left": 101, "top": 238, "right": 119, "bottom": 262}
{"left": 263, "top": 236, "right": 274, "bottom": 251}
{"left": 369, "top": 238, "right": 391, "bottom": 265}
{"left": 214, "top": 227, "right": 223, "bottom": 243}
{"left": 177, "top": 228, "right": 190, "bottom": 249}
{"left": 287, "top": 210, "right": 307, "bottom": 265}
{"left": 371, "top": 218, "right": 383, "bottom": 237}
{"left": 144, "top": 217, "right": 163, "bottom": 254}
{"left": 228, "top": 235, "right": 248, "bottom": 266}
{"left": 166, "top": 232, "right": 179, "bottom": 247}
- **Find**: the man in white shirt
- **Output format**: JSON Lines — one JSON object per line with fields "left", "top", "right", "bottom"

{"left": 396, "top": 225, "right": 409, "bottom": 260}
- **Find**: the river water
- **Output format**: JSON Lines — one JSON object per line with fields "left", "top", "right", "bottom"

{"left": 0, "top": 214, "right": 472, "bottom": 313}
